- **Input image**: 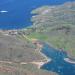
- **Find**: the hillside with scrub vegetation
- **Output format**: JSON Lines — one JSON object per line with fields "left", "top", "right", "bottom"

{"left": 19, "top": 2, "right": 75, "bottom": 59}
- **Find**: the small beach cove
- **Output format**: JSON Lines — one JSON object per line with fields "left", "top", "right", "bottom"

{"left": 29, "top": 38, "right": 75, "bottom": 75}
{"left": 39, "top": 42, "right": 75, "bottom": 75}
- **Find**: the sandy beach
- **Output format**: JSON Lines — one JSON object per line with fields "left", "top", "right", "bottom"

{"left": 30, "top": 61, "right": 45, "bottom": 69}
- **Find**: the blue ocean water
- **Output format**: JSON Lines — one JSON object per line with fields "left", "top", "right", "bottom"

{"left": 0, "top": 0, "right": 75, "bottom": 75}
{"left": 0, "top": 0, "right": 75, "bottom": 29}
{"left": 41, "top": 44, "right": 75, "bottom": 75}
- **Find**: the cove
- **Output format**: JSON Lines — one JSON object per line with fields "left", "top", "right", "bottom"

{"left": 40, "top": 43, "right": 75, "bottom": 75}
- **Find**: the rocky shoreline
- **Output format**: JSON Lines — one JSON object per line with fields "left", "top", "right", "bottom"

{"left": 31, "top": 38, "right": 51, "bottom": 68}
{"left": 64, "top": 58, "right": 75, "bottom": 64}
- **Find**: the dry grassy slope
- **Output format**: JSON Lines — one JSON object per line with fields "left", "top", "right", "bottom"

{"left": 0, "top": 33, "right": 58, "bottom": 75}
{"left": 0, "top": 62, "right": 58, "bottom": 75}
{"left": 0, "top": 33, "right": 45, "bottom": 62}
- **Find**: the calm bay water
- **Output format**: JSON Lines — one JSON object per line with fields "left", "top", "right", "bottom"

{"left": 41, "top": 44, "right": 75, "bottom": 75}
{"left": 0, "top": 0, "right": 75, "bottom": 29}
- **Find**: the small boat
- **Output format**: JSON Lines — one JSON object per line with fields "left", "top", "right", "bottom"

{"left": 0, "top": 10, "right": 8, "bottom": 13}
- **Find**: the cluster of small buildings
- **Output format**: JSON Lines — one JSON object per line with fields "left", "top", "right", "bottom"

{"left": 0, "top": 30, "right": 18, "bottom": 36}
